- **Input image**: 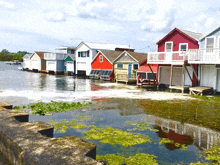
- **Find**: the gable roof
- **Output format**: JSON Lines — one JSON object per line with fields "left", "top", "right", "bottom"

{"left": 76, "top": 41, "right": 134, "bottom": 51}
{"left": 113, "top": 51, "right": 147, "bottom": 63}
{"left": 30, "top": 52, "right": 48, "bottom": 59}
{"left": 157, "top": 28, "right": 203, "bottom": 45}
{"left": 23, "top": 53, "right": 33, "bottom": 59}
{"left": 200, "top": 24, "right": 220, "bottom": 40}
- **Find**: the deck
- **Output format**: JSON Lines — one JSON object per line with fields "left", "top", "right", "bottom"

{"left": 169, "top": 85, "right": 190, "bottom": 93}
{"left": 189, "top": 87, "right": 213, "bottom": 96}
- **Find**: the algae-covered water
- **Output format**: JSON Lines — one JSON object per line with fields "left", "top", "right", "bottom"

{"left": 0, "top": 61, "right": 220, "bottom": 164}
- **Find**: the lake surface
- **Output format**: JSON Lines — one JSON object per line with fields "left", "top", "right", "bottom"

{"left": 0, "top": 61, "right": 217, "bottom": 164}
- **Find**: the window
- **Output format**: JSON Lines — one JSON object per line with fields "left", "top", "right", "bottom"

{"left": 78, "top": 51, "right": 89, "bottom": 58}
{"left": 218, "top": 36, "right": 220, "bottom": 48}
{"left": 100, "top": 55, "right": 103, "bottom": 62}
{"left": 137, "top": 72, "right": 146, "bottom": 79}
{"left": 179, "top": 43, "right": 188, "bottom": 52}
{"left": 133, "top": 64, "right": 138, "bottom": 70}
{"left": 147, "top": 73, "right": 156, "bottom": 79}
{"left": 206, "top": 37, "right": 214, "bottom": 49}
{"left": 165, "top": 42, "right": 173, "bottom": 52}
{"left": 117, "top": 63, "right": 123, "bottom": 68}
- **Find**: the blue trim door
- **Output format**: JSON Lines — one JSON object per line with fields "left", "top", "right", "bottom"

{"left": 128, "top": 63, "right": 132, "bottom": 79}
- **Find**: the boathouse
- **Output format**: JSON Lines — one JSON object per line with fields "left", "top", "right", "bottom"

{"left": 75, "top": 41, "right": 134, "bottom": 76}
{"left": 44, "top": 46, "right": 75, "bottom": 75}
{"left": 29, "top": 52, "right": 47, "bottom": 72}
{"left": 148, "top": 28, "right": 202, "bottom": 92}
{"left": 187, "top": 24, "right": 220, "bottom": 93}
{"left": 90, "top": 50, "right": 122, "bottom": 80}
{"left": 113, "top": 51, "right": 147, "bottom": 84}
{"left": 136, "top": 59, "right": 158, "bottom": 87}
{"left": 64, "top": 55, "right": 75, "bottom": 75}
{"left": 22, "top": 53, "right": 32, "bottom": 70}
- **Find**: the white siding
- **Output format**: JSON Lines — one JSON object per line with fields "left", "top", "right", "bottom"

{"left": 46, "top": 61, "right": 56, "bottom": 71}
{"left": 32, "top": 60, "right": 39, "bottom": 70}
{"left": 66, "top": 62, "right": 74, "bottom": 72}
{"left": 201, "top": 65, "right": 216, "bottom": 89}
{"left": 184, "top": 66, "right": 193, "bottom": 86}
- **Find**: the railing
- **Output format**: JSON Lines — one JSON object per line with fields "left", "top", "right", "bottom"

{"left": 44, "top": 53, "right": 68, "bottom": 60}
{"left": 116, "top": 74, "right": 136, "bottom": 82}
{"left": 147, "top": 51, "right": 187, "bottom": 64}
{"left": 187, "top": 48, "right": 220, "bottom": 63}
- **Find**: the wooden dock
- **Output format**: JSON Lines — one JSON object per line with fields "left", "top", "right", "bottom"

{"left": 169, "top": 85, "right": 190, "bottom": 93}
{"left": 189, "top": 86, "right": 213, "bottom": 96}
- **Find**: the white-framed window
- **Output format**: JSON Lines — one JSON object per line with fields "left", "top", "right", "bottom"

{"left": 165, "top": 42, "right": 173, "bottom": 52}
{"left": 117, "top": 63, "right": 123, "bottom": 69}
{"left": 100, "top": 55, "right": 103, "bottom": 62}
{"left": 205, "top": 37, "right": 215, "bottom": 49}
{"left": 179, "top": 43, "right": 188, "bottom": 56}
{"left": 78, "top": 51, "right": 89, "bottom": 58}
{"left": 218, "top": 36, "right": 220, "bottom": 48}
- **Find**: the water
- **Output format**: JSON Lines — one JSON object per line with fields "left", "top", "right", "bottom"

{"left": 0, "top": 61, "right": 215, "bottom": 164}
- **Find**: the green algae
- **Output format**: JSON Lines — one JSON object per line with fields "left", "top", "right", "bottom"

{"left": 159, "top": 138, "right": 187, "bottom": 150}
{"left": 96, "top": 153, "right": 158, "bottom": 165}
{"left": 83, "top": 126, "right": 153, "bottom": 148}
{"left": 29, "top": 101, "right": 92, "bottom": 115}
{"left": 75, "top": 115, "right": 92, "bottom": 120}
{"left": 125, "top": 121, "right": 158, "bottom": 132}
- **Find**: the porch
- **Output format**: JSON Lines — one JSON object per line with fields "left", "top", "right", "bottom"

{"left": 44, "top": 53, "right": 68, "bottom": 60}
{"left": 147, "top": 51, "right": 187, "bottom": 65}
{"left": 116, "top": 74, "right": 136, "bottom": 84}
{"left": 187, "top": 48, "right": 220, "bottom": 64}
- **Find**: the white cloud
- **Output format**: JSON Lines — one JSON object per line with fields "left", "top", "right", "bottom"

{"left": 44, "top": 10, "right": 66, "bottom": 22}
{"left": 0, "top": 0, "right": 15, "bottom": 9}
{"left": 205, "top": 18, "right": 214, "bottom": 28}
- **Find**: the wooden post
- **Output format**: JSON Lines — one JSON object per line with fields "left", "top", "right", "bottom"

{"left": 147, "top": 64, "right": 158, "bottom": 84}
{"left": 170, "top": 65, "right": 173, "bottom": 91}
{"left": 182, "top": 64, "right": 185, "bottom": 93}
{"left": 184, "top": 64, "right": 193, "bottom": 83}
{"left": 191, "top": 64, "right": 200, "bottom": 85}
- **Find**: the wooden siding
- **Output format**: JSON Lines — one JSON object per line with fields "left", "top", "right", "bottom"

{"left": 115, "top": 53, "right": 136, "bottom": 63}
{"left": 158, "top": 30, "right": 199, "bottom": 52}
{"left": 200, "top": 28, "right": 220, "bottom": 49}
{"left": 30, "top": 53, "right": 41, "bottom": 70}
{"left": 92, "top": 52, "right": 113, "bottom": 70}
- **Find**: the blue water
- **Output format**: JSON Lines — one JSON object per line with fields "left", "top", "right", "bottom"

{"left": 0, "top": 62, "right": 211, "bottom": 164}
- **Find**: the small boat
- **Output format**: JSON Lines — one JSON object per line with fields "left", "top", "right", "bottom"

{"left": 5, "top": 60, "right": 21, "bottom": 65}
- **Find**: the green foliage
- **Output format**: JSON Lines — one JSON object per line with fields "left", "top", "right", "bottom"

{"left": 96, "top": 153, "right": 158, "bottom": 165}
{"left": 159, "top": 138, "right": 187, "bottom": 150}
{"left": 13, "top": 106, "right": 21, "bottom": 110}
{"left": 75, "top": 115, "right": 91, "bottom": 120}
{"left": 28, "top": 101, "right": 92, "bottom": 115}
{"left": 84, "top": 126, "right": 153, "bottom": 148}
{"left": 0, "top": 49, "right": 25, "bottom": 61}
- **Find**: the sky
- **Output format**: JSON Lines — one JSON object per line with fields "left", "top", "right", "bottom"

{"left": 0, "top": 0, "right": 220, "bottom": 53}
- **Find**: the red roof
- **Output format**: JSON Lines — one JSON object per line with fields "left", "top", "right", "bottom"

{"left": 137, "top": 64, "right": 157, "bottom": 72}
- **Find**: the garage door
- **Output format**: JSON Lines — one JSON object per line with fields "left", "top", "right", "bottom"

{"left": 184, "top": 66, "right": 193, "bottom": 86}
{"left": 201, "top": 65, "right": 216, "bottom": 89}
{"left": 32, "top": 60, "right": 39, "bottom": 70}
{"left": 77, "top": 62, "right": 86, "bottom": 71}
{"left": 66, "top": 62, "right": 74, "bottom": 72}
{"left": 159, "top": 67, "right": 182, "bottom": 85}
{"left": 47, "top": 61, "right": 56, "bottom": 71}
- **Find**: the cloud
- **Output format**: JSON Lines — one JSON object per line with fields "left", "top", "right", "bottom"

{"left": 0, "top": 1, "right": 15, "bottom": 9}
{"left": 43, "top": 10, "right": 66, "bottom": 22}
{"left": 70, "top": 0, "right": 108, "bottom": 19}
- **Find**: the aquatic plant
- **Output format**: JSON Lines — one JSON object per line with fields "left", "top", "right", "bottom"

{"left": 29, "top": 101, "right": 92, "bottom": 115}
{"left": 48, "top": 120, "right": 87, "bottom": 133}
{"left": 83, "top": 126, "right": 153, "bottom": 148}
{"left": 96, "top": 153, "right": 158, "bottom": 165}
{"left": 159, "top": 138, "right": 187, "bottom": 150}
{"left": 75, "top": 115, "right": 92, "bottom": 120}
{"left": 125, "top": 121, "right": 158, "bottom": 132}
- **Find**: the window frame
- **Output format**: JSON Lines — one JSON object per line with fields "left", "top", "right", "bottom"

{"left": 165, "top": 41, "right": 173, "bottom": 52}
{"left": 100, "top": 55, "right": 103, "bottom": 62}
{"left": 205, "top": 36, "right": 215, "bottom": 49}
{"left": 133, "top": 64, "right": 139, "bottom": 70}
{"left": 179, "top": 43, "right": 188, "bottom": 56}
{"left": 117, "top": 63, "right": 123, "bottom": 69}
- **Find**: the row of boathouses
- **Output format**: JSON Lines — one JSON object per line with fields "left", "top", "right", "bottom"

{"left": 22, "top": 24, "right": 220, "bottom": 94}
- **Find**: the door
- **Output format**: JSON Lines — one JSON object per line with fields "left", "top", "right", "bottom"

{"left": 67, "top": 62, "right": 74, "bottom": 72}
{"left": 217, "top": 69, "right": 220, "bottom": 92}
{"left": 128, "top": 64, "right": 132, "bottom": 79}
{"left": 201, "top": 65, "right": 216, "bottom": 89}
{"left": 165, "top": 42, "right": 173, "bottom": 62}
{"left": 32, "top": 60, "right": 39, "bottom": 70}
